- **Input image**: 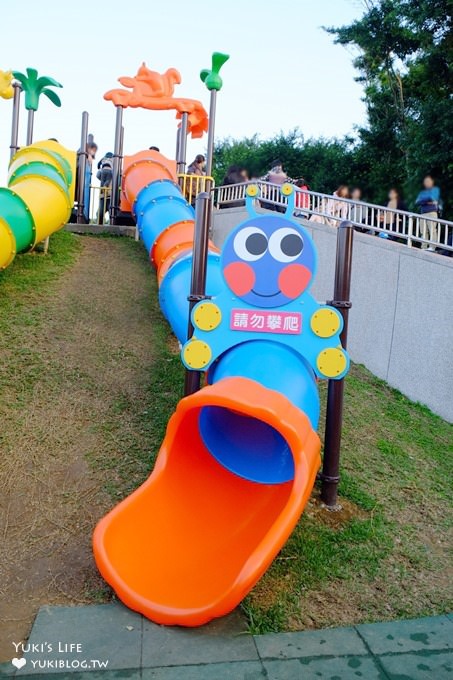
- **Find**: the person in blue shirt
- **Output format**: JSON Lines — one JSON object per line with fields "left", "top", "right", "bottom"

{"left": 83, "top": 140, "right": 98, "bottom": 223}
{"left": 416, "top": 175, "right": 441, "bottom": 250}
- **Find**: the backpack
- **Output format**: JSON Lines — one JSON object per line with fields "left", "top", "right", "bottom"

{"left": 101, "top": 155, "right": 113, "bottom": 170}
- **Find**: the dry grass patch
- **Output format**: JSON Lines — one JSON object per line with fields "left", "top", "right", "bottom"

{"left": 0, "top": 235, "right": 182, "bottom": 661}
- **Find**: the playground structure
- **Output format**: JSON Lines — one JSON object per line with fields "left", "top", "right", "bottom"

{"left": 91, "top": 57, "right": 351, "bottom": 625}
{"left": 0, "top": 56, "right": 353, "bottom": 626}
{"left": 93, "top": 144, "right": 350, "bottom": 624}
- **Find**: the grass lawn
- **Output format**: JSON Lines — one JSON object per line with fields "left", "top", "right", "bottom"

{"left": 0, "top": 232, "right": 451, "bottom": 655}
{"left": 244, "top": 370, "right": 453, "bottom": 633}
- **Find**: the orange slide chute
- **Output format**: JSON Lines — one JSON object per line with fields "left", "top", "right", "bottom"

{"left": 94, "top": 378, "right": 320, "bottom": 626}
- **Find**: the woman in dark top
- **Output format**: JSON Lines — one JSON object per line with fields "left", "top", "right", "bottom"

{"left": 219, "top": 165, "right": 248, "bottom": 208}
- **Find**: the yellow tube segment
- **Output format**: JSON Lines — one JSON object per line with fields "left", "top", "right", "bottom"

{"left": 10, "top": 174, "right": 72, "bottom": 244}
{"left": 0, "top": 217, "right": 15, "bottom": 269}
{"left": 33, "top": 139, "right": 76, "bottom": 202}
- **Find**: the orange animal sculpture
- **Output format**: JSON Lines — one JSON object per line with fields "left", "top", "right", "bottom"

{"left": 176, "top": 104, "right": 208, "bottom": 139}
{"left": 104, "top": 63, "right": 208, "bottom": 138}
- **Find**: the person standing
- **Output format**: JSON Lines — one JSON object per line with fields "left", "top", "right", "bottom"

{"left": 186, "top": 154, "right": 206, "bottom": 205}
{"left": 294, "top": 178, "right": 310, "bottom": 218}
{"left": 187, "top": 154, "right": 206, "bottom": 176}
{"left": 219, "top": 165, "right": 248, "bottom": 208}
{"left": 416, "top": 175, "right": 441, "bottom": 250}
{"left": 263, "top": 160, "right": 288, "bottom": 186}
{"left": 83, "top": 140, "right": 97, "bottom": 221}
{"left": 261, "top": 160, "right": 289, "bottom": 212}
{"left": 97, "top": 152, "right": 114, "bottom": 224}
{"left": 349, "top": 187, "right": 367, "bottom": 230}
{"left": 379, "top": 187, "right": 407, "bottom": 237}
{"left": 326, "top": 185, "right": 349, "bottom": 226}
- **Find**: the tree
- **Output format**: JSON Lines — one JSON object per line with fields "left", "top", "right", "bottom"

{"left": 213, "top": 130, "right": 357, "bottom": 194}
{"left": 12, "top": 67, "right": 62, "bottom": 145}
{"left": 326, "top": 0, "right": 453, "bottom": 215}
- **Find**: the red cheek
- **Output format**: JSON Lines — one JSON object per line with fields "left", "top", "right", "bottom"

{"left": 223, "top": 261, "right": 255, "bottom": 296}
{"left": 279, "top": 264, "right": 311, "bottom": 298}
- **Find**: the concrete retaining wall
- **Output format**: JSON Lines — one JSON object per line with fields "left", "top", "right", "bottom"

{"left": 212, "top": 207, "right": 453, "bottom": 422}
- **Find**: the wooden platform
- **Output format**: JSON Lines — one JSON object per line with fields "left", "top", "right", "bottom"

{"left": 65, "top": 223, "right": 136, "bottom": 238}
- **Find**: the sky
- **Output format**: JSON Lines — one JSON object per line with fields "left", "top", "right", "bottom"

{"left": 0, "top": 0, "right": 365, "bottom": 181}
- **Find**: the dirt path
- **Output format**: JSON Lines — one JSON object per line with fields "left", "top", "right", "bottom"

{"left": 0, "top": 237, "right": 172, "bottom": 661}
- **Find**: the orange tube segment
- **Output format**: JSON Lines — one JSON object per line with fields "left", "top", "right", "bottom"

{"left": 93, "top": 376, "right": 320, "bottom": 626}
{"left": 121, "top": 151, "right": 177, "bottom": 212}
{"left": 153, "top": 220, "right": 220, "bottom": 282}
{"left": 151, "top": 220, "right": 194, "bottom": 268}
{"left": 156, "top": 247, "right": 193, "bottom": 285}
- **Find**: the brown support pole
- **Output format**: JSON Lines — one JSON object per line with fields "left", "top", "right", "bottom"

{"left": 110, "top": 106, "right": 123, "bottom": 225}
{"left": 204, "top": 89, "right": 217, "bottom": 193}
{"left": 184, "top": 192, "right": 212, "bottom": 396}
{"left": 76, "top": 111, "right": 89, "bottom": 224}
{"left": 175, "top": 127, "right": 181, "bottom": 165}
{"left": 320, "top": 221, "right": 354, "bottom": 508}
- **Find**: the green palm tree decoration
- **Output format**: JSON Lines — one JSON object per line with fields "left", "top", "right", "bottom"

{"left": 200, "top": 52, "right": 229, "bottom": 91}
{"left": 12, "top": 67, "right": 62, "bottom": 145}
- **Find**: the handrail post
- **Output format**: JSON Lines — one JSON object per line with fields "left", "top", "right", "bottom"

{"left": 76, "top": 111, "right": 89, "bottom": 224}
{"left": 408, "top": 216, "right": 414, "bottom": 248}
{"left": 184, "top": 192, "right": 212, "bottom": 396}
{"left": 110, "top": 106, "right": 123, "bottom": 225}
{"left": 9, "top": 82, "right": 21, "bottom": 159}
{"left": 320, "top": 221, "right": 354, "bottom": 508}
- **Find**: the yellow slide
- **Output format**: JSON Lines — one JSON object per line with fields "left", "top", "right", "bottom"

{"left": 0, "top": 140, "right": 75, "bottom": 270}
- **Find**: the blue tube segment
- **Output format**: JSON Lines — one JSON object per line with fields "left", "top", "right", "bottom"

{"left": 159, "top": 252, "right": 224, "bottom": 343}
{"left": 209, "top": 340, "right": 320, "bottom": 428}
{"left": 134, "top": 180, "right": 194, "bottom": 256}
{"left": 200, "top": 340, "right": 320, "bottom": 484}
{"left": 200, "top": 407, "right": 292, "bottom": 484}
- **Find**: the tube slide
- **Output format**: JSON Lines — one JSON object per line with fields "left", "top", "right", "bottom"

{"left": 94, "top": 150, "right": 349, "bottom": 626}
{"left": 0, "top": 140, "right": 75, "bottom": 270}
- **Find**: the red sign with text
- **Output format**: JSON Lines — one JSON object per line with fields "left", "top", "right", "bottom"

{"left": 230, "top": 309, "right": 302, "bottom": 335}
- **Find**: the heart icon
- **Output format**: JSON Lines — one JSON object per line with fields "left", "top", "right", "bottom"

{"left": 12, "top": 657, "right": 27, "bottom": 669}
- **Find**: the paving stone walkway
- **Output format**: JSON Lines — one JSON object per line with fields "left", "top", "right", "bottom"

{"left": 1, "top": 604, "right": 452, "bottom": 679}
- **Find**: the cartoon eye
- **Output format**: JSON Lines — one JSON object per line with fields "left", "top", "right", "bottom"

{"left": 233, "top": 226, "right": 268, "bottom": 261}
{"left": 268, "top": 228, "right": 304, "bottom": 263}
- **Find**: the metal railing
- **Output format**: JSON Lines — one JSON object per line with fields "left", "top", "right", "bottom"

{"left": 77, "top": 177, "right": 215, "bottom": 225}
{"left": 86, "top": 185, "right": 111, "bottom": 224}
{"left": 178, "top": 174, "right": 214, "bottom": 206}
{"left": 213, "top": 181, "right": 453, "bottom": 253}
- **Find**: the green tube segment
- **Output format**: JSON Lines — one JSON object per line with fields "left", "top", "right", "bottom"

{"left": 0, "top": 188, "right": 35, "bottom": 253}
{"left": 9, "top": 162, "right": 68, "bottom": 192}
